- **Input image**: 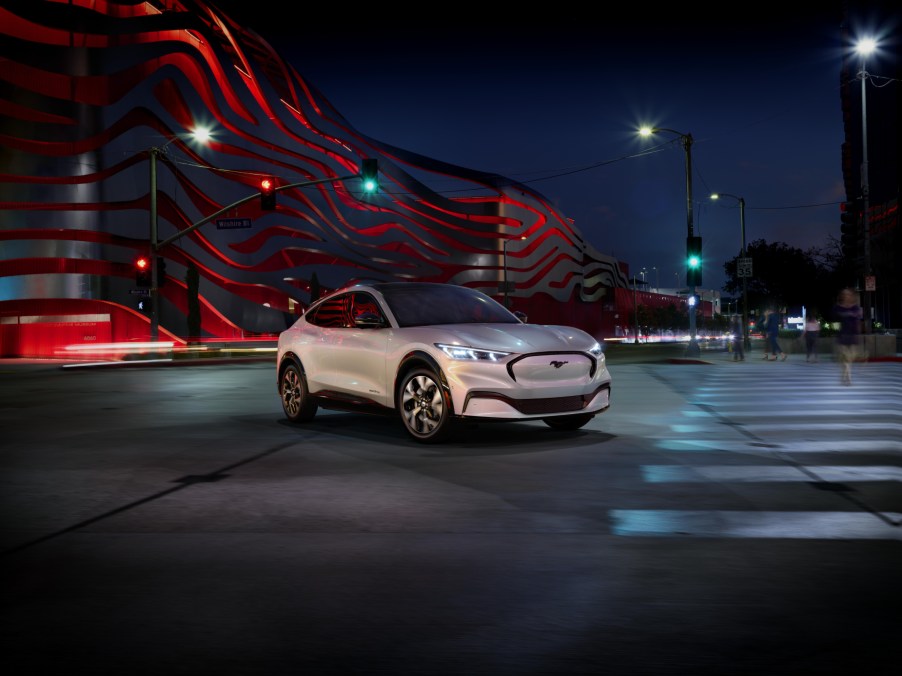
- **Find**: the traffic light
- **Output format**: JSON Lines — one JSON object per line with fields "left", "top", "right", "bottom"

{"left": 686, "top": 236, "right": 702, "bottom": 287}
{"left": 260, "top": 176, "right": 276, "bottom": 210}
{"left": 840, "top": 201, "right": 861, "bottom": 260}
{"left": 361, "top": 158, "right": 378, "bottom": 193}
{"left": 135, "top": 255, "right": 151, "bottom": 287}
{"left": 156, "top": 257, "right": 167, "bottom": 288}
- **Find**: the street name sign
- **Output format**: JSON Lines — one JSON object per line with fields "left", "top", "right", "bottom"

{"left": 216, "top": 218, "right": 253, "bottom": 230}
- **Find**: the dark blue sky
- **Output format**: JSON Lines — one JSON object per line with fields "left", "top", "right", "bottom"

{"left": 214, "top": 2, "right": 866, "bottom": 293}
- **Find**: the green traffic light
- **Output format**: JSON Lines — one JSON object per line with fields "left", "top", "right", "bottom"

{"left": 361, "top": 158, "right": 378, "bottom": 193}
{"left": 688, "top": 255, "right": 701, "bottom": 269}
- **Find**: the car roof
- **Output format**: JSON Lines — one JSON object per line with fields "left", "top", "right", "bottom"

{"left": 342, "top": 281, "right": 462, "bottom": 294}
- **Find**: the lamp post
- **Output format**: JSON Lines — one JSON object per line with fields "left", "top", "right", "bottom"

{"left": 148, "top": 127, "right": 210, "bottom": 342}
{"left": 148, "top": 144, "right": 164, "bottom": 343}
{"left": 502, "top": 236, "right": 525, "bottom": 308}
{"left": 639, "top": 127, "right": 699, "bottom": 356}
{"left": 631, "top": 275, "right": 640, "bottom": 344}
{"left": 652, "top": 266, "right": 658, "bottom": 293}
{"left": 711, "top": 192, "right": 751, "bottom": 350}
{"left": 856, "top": 37, "right": 876, "bottom": 332}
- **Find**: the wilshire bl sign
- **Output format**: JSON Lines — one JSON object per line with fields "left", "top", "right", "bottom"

{"left": 215, "top": 218, "right": 253, "bottom": 230}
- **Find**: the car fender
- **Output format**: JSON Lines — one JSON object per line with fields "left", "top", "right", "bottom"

{"left": 277, "top": 352, "right": 304, "bottom": 391}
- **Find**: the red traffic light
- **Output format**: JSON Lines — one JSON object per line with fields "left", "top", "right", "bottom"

{"left": 135, "top": 256, "right": 151, "bottom": 287}
{"left": 260, "top": 176, "right": 276, "bottom": 210}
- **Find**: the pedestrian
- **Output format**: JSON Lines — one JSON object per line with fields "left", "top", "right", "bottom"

{"left": 833, "top": 288, "right": 862, "bottom": 385}
{"left": 731, "top": 314, "right": 745, "bottom": 361}
{"left": 803, "top": 311, "right": 820, "bottom": 362}
{"left": 763, "top": 307, "right": 786, "bottom": 361}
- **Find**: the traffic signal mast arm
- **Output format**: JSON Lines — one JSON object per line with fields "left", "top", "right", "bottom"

{"left": 156, "top": 169, "right": 371, "bottom": 250}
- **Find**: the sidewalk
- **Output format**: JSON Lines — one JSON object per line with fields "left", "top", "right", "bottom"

{"left": 602, "top": 339, "right": 902, "bottom": 366}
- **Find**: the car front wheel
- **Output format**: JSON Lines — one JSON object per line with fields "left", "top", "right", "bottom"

{"left": 542, "top": 413, "right": 594, "bottom": 430}
{"left": 280, "top": 362, "right": 318, "bottom": 422}
{"left": 398, "top": 368, "right": 454, "bottom": 443}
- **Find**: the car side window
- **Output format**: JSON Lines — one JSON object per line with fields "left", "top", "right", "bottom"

{"left": 307, "top": 294, "right": 351, "bottom": 328}
{"left": 350, "top": 292, "right": 384, "bottom": 323}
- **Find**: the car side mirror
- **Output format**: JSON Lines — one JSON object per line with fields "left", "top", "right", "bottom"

{"left": 513, "top": 310, "right": 528, "bottom": 323}
{"left": 354, "top": 312, "right": 387, "bottom": 329}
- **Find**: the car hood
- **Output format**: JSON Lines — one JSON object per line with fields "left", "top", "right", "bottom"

{"left": 414, "top": 323, "right": 599, "bottom": 354}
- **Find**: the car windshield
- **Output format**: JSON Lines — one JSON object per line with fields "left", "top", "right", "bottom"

{"left": 378, "top": 284, "right": 520, "bottom": 328}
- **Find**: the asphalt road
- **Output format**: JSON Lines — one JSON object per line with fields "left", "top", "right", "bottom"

{"left": 1, "top": 351, "right": 900, "bottom": 675}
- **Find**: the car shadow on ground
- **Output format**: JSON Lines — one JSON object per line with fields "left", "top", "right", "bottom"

{"left": 277, "top": 412, "right": 615, "bottom": 455}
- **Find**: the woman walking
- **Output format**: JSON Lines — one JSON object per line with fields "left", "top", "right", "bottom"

{"left": 834, "top": 289, "right": 862, "bottom": 385}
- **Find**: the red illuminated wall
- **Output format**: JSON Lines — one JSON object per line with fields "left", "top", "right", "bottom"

{"left": 0, "top": 0, "right": 635, "bottom": 357}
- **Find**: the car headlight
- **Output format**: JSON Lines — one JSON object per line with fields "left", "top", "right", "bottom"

{"left": 436, "top": 343, "right": 511, "bottom": 361}
{"left": 588, "top": 342, "right": 604, "bottom": 358}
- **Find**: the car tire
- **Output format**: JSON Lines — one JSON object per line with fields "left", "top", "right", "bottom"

{"left": 280, "top": 362, "right": 318, "bottom": 422}
{"left": 398, "top": 367, "right": 454, "bottom": 443}
{"left": 542, "top": 413, "right": 594, "bottom": 430}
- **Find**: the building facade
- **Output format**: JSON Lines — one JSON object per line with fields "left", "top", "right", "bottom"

{"left": 1, "top": 0, "right": 669, "bottom": 357}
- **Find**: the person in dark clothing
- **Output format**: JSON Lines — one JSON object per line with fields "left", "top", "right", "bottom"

{"left": 803, "top": 311, "right": 820, "bottom": 362}
{"left": 763, "top": 308, "right": 786, "bottom": 361}
{"left": 731, "top": 314, "right": 745, "bottom": 361}
{"left": 833, "top": 288, "right": 862, "bottom": 385}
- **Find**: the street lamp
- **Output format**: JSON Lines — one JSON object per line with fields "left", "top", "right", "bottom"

{"left": 856, "top": 37, "right": 877, "bottom": 332}
{"left": 148, "top": 126, "right": 211, "bottom": 342}
{"left": 711, "top": 192, "right": 751, "bottom": 351}
{"left": 639, "top": 126, "right": 699, "bottom": 356}
{"left": 502, "top": 236, "right": 526, "bottom": 308}
{"left": 652, "top": 266, "right": 658, "bottom": 293}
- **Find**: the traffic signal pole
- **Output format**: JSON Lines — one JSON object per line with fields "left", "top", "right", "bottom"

{"left": 682, "top": 133, "right": 701, "bottom": 358}
{"left": 639, "top": 127, "right": 700, "bottom": 357}
{"left": 150, "top": 147, "right": 160, "bottom": 343}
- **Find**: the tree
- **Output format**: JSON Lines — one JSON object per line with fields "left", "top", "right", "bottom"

{"left": 722, "top": 239, "right": 836, "bottom": 318}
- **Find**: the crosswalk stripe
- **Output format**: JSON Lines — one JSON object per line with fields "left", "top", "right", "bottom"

{"left": 609, "top": 509, "right": 902, "bottom": 539}
{"left": 641, "top": 465, "right": 902, "bottom": 482}
{"left": 656, "top": 438, "right": 902, "bottom": 453}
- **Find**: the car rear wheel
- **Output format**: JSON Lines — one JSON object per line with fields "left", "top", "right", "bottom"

{"left": 280, "top": 362, "right": 318, "bottom": 422}
{"left": 542, "top": 413, "right": 594, "bottom": 430}
{"left": 398, "top": 368, "right": 453, "bottom": 443}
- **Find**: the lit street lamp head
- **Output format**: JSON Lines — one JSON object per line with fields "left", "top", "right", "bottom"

{"left": 855, "top": 37, "right": 877, "bottom": 58}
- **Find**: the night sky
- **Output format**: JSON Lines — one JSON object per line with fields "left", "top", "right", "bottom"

{"left": 212, "top": 1, "right": 866, "bottom": 293}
